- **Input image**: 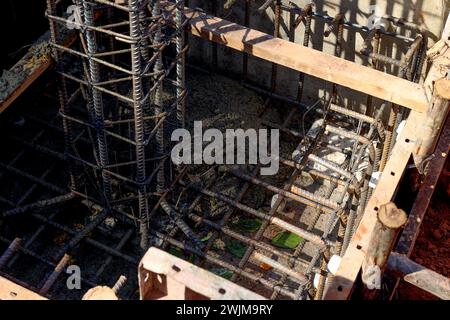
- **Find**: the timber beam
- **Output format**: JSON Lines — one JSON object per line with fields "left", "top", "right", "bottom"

{"left": 0, "top": 276, "right": 47, "bottom": 300}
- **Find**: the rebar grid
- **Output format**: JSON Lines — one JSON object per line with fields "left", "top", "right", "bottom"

{"left": 148, "top": 101, "right": 384, "bottom": 299}
{"left": 0, "top": 0, "right": 426, "bottom": 300}
{"left": 0, "top": 104, "right": 139, "bottom": 298}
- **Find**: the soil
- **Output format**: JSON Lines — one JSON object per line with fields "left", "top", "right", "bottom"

{"left": 395, "top": 158, "right": 450, "bottom": 300}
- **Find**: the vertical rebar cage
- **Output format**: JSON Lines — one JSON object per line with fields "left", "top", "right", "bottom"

{"left": 45, "top": 0, "right": 188, "bottom": 250}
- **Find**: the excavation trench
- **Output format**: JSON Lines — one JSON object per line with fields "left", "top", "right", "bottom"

{"left": 0, "top": 0, "right": 427, "bottom": 300}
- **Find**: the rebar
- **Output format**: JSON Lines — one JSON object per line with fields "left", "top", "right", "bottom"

{"left": 39, "top": 254, "right": 71, "bottom": 296}
{"left": 130, "top": 0, "right": 150, "bottom": 250}
{"left": 0, "top": 238, "right": 22, "bottom": 269}
{"left": 0, "top": 0, "right": 417, "bottom": 300}
{"left": 175, "top": 0, "right": 186, "bottom": 129}
{"left": 296, "top": 3, "right": 313, "bottom": 102}
{"left": 46, "top": 0, "right": 77, "bottom": 190}
{"left": 112, "top": 275, "right": 128, "bottom": 294}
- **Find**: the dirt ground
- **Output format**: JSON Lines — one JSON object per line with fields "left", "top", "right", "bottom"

{"left": 396, "top": 158, "right": 450, "bottom": 300}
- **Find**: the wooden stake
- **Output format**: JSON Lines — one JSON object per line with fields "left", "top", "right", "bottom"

{"left": 361, "top": 202, "right": 407, "bottom": 298}
{"left": 413, "top": 78, "right": 450, "bottom": 172}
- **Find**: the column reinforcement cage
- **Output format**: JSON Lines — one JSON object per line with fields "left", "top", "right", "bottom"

{"left": 46, "top": 0, "right": 188, "bottom": 250}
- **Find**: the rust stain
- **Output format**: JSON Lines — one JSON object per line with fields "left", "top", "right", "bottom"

{"left": 355, "top": 225, "right": 368, "bottom": 241}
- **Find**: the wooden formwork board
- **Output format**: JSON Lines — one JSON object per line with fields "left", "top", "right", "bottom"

{"left": 0, "top": 31, "right": 76, "bottom": 114}
{"left": 1, "top": 4, "right": 429, "bottom": 114}
{"left": 323, "top": 110, "right": 425, "bottom": 299}
{"left": 0, "top": 276, "right": 47, "bottom": 300}
{"left": 324, "top": 42, "right": 450, "bottom": 299}
{"left": 139, "top": 247, "right": 265, "bottom": 300}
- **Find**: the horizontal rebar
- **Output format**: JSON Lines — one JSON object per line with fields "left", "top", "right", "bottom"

{"left": 0, "top": 238, "right": 22, "bottom": 269}
{"left": 0, "top": 162, "right": 67, "bottom": 194}
{"left": 253, "top": 251, "right": 308, "bottom": 284}
{"left": 179, "top": 180, "right": 332, "bottom": 248}
{"left": 2, "top": 193, "right": 76, "bottom": 217}
{"left": 230, "top": 170, "right": 341, "bottom": 211}
{"left": 187, "top": 212, "right": 325, "bottom": 275}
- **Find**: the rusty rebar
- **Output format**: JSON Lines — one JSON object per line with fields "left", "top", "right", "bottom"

{"left": 0, "top": 238, "right": 22, "bottom": 269}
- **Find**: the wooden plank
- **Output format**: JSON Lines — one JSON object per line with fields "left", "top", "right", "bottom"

{"left": 176, "top": 5, "right": 428, "bottom": 113}
{"left": 325, "top": 33, "right": 450, "bottom": 301}
{"left": 0, "top": 32, "right": 53, "bottom": 114}
{"left": 0, "top": 31, "right": 76, "bottom": 114}
{"left": 324, "top": 109, "right": 424, "bottom": 299}
{"left": 441, "top": 12, "right": 450, "bottom": 43}
{"left": 387, "top": 252, "right": 450, "bottom": 300}
{"left": 0, "top": 276, "right": 47, "bottom": 300}
{"left": 397, "top": 114, "right": 450, "bottom": 255}
{"left": 0, "top": 61, "right": 50, "bottom": 114}
{"left": 139, "top": 247, "right": 265, "bottom": 300}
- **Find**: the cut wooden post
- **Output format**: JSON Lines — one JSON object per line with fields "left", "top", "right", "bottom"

{"left": 361, "top": 202, "right": 407, "bottom": 298}
{"left": 82, "top": 286, "right": 119, "bottom": 300}
{"left": 413, "top": 40, "right": 450, "bottom": 171}
{"left": 0, "top": 276, "right": 47, "bottom": 300}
